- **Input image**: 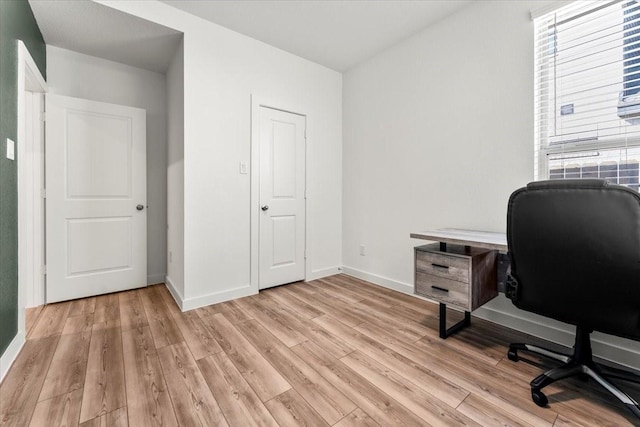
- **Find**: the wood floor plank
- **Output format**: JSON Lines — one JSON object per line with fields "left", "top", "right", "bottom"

{"left": 121, "top": 326, "right": 178, "bottom": 427}
{"left": 68, "top": 298, "right": 97, "bottom": 317}
{"left": 39, "top": 331, "right": 91, "bottom": 401}
{"left": 288, "top": 281, "right": 318, "bottom": 296}
{"left": 194, "top": 303, "right": 225, "bottom": 319}
{"left": 327, "top": 276, "right": 397, "bottom": 308}
{"left": 313, "top": 315, "right": 470, "bottom": 408}
{"left": 362, "top": 321, "right": 558, "bottom": 426}
{"left": 139, "top": 287, "right": 183, "bottom": 348}
{"left": 281, "top": 286, "right": 366, "bottom": 328}
{"left": 334, "top": 408, "right": 381, "bottom": 427}
{"left": 156, "top": 285, "right": 182, "bottom": 317}
{"left": 92, "top": 294, "right": 121, "bottom": 331}
{"left": 62, "top": 314, "right": 95, "bottom": 336}
{"left": 29, "top": 388, "right": 83, "bottom": 427}
{"left": 234, "top": 296, "right": 308, "bottom": 347}
{"left": 263, "top": 286, "right": 324, "bottom": 319}
{"left": 3, "top": 275, "right": 636, "bottom": 426}
{"left": 339, "top": 275, "right": 438, "bottom": 313}
{"left": 308, "top": 279, "right": 364, "bottom": 305}
{"left": 218, "top": 300, "right": 253, "bottom": 324}
{"left": 257, "top": 296, "right": 355, "bottom": 359}
{"left": 379, "top": 300, "right": 439, "bottom": 326}
{"left": 291, "top": 340, "right": 427, "bottom": 427}
{"left": 341, "top": 350, "right": 480, "bottom": 426}
{"left": 0, "top": 336, "right": 59, "bottom": 426}
{"left": 200, "top": 313, "right": 291, "bottom": 402}
{"left": 157, "top": 341, "right": 228, "bottom": 426}
{"left": 119, "top": 290, "right": 148, "bottom": 332}
{"left": 236, "top": 320, "right": 357, "bottom": 425}
{"left": 29, "top": 302, "right": 72, "bottom": 339}
{"left": 350, "top": 303, "right": 430, "bottom": 344}
{"left": 79, "top": 328, "right": 126, "bottom": 423}
{"left": 412, "top": 336, "right": 560, "bottom": 424}
{"left": 172, "top": 311, "right": 222, "bottom": 360}
{"left": 26, "top": 306, "right": 44, "bottom": 338}
{"left": 78, "top": 407, "right": 127, "bottom": 427}
{"left": 457, "top": 393, "right": 533, "bottom": 427}
{"left": 138, "top": 287, "right": 167, "bottom": 321}
{"left": 553, "top": 415, "right": 581, "bottom": 426}
{"left": 264, "top": 389, "right": 328, "bottom": 427}
{"left": 198, "top": 352, "right": 278, "bottom": 427}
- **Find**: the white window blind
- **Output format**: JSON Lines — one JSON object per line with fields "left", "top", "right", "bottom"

{"left": 534, "top": 0, "right": 640, "bottom": 190}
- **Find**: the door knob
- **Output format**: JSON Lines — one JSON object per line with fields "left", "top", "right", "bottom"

{"left": 136, "top": 204, "right": 144, "bottom": 211}
{"left": 261, "top": 205, "right": 269, "bottom": 211}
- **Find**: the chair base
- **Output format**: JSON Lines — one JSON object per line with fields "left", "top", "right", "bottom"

{"left": 508, "top": 326, "right": 640, "bottom": 420}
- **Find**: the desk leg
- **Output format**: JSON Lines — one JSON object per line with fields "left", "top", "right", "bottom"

{"left": 439, "top": 303, "right": 471, "bottom": 339}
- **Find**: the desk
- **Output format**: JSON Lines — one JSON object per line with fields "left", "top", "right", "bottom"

{"left": 410, "top": 228, "right": 507, "bottom": 252}
{"left": 411, "top": 228, "right": 508, "bottom": 338}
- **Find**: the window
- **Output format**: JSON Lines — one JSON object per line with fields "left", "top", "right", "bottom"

{"left": 534, "top": 0, "right": 640, "bottom": 190}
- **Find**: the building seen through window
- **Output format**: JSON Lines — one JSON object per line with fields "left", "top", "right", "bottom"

{"left": 535, "top": 0, "right": 640, "bottom": 190}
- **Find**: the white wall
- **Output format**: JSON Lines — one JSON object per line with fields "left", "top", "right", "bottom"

{"left": 166, "top": 39, "right": 184, "bottom": 302}
{"left": 98, "top": 1, "right": 343, "bottom": 309}
{"left": 342, "top": 0, "right": 640, "bottom": 370}
{"left": 47, "top": 46, "right": 168, "bottom": 285}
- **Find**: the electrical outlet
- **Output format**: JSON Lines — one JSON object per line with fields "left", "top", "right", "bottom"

{"left": 360, "top": 245, "right": 366, "bottom": 256}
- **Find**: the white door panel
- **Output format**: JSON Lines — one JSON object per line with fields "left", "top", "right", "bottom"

{"left": 46, "top": 94, "right": 146, "bottom": 302}
{"left": 259, "top": 107, "right": 306, "bottom": 289}
{"left": 66, "top": 111, "right": 132, "bottom": 198}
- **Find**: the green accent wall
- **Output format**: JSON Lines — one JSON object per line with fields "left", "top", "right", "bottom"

{"left": 0, "top": 0, "right": 46, "bottom": 357}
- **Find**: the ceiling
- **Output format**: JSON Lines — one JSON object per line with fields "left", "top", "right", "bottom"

{"left": 29, "top": 0, "right": 472, "bottom": 74}
{"left": 161, "top": 0, "right": 472, "bottom": 72}
{"left": 29, "top": 0, "right": 183, "bottom": 73}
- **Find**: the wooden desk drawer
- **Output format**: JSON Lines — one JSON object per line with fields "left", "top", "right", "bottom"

{"left": 415, "top": 250, "right": 469, "bottom": 283}
{"left": 415, "top": 272, "right": 469, "bottom": 310}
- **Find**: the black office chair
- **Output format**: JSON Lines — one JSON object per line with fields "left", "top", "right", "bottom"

{"left": 505, "top": 179, "right": 640, "bottom": 419}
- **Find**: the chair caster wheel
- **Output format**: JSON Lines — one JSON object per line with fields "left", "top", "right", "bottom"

{"left": 507, "top": 349, "right": 519, "bottom": 362}
{"left": 531, "top": 390, "right": 548, "bottom": 407}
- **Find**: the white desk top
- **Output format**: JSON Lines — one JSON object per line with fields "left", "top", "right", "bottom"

{"left": 410, "top": 228, "right": 508, "bottom": 252}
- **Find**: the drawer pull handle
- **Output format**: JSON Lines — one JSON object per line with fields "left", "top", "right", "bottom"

{"left": 431, "top": 286, "right": 449, "bottom": 293}
{"left": 431, "top": 263, "right": 449, "bottom": 270}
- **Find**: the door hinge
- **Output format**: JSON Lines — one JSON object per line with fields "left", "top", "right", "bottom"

{"left": 40, "top": 112, "right": 46, "bottom": 123}
{"left": 42, "top": 265, "right": 47, "bottom": 275}
{"left": 304, "top": 250, "right": 307, "bottom": 259}
{"left": 41, "top": 188, "right": 46, "bottom": 199}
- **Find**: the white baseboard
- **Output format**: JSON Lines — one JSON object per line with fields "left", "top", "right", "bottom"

{"left": 341, "top": 266, "right": 414, "bottom": 295}
{"left": 181, "top": 284, "right": 257, "bottom": 312}
{"left": 341, "top": 266, "right": 640, "bottom": 371}
{"left": 0, "top": 331, "right": 25, "bottom": 383}
{"left": 308, "top": 266, "right": 342, "bottom": 281}
{"left": 164, "top": 276, "right": 184, "bottom": 311}
{"left": 147, "top": 273, "right": 165, "bottom": 285}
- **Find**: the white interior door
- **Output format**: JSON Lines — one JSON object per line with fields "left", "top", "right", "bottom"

{"left": 259, "top": 107, "right": 306, "bottom": 289}
{"left": 46, "top": 94, "right": 147, "bottom": 303}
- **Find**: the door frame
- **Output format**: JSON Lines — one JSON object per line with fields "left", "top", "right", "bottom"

{"left": 250, "top": 95, "right": 309, "bottom": 291}
{"left": 17, "top": 41, "right": 47, "bottom": 332}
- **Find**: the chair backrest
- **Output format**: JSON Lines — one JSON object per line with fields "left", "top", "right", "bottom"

{"left": 507, "top": 179, "right": 640, "bottom": 341}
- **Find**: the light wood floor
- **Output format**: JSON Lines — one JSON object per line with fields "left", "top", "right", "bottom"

{"left": 1, "top": 274, "right": 639, "bottom": 426}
